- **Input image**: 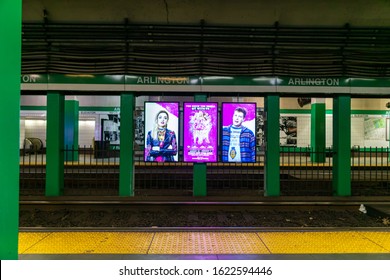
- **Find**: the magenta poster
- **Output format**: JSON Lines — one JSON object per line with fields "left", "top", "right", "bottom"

{"left": 144, "top": 102, "right": 179, "bottom": 162}
{"left": 221, "top": 102, "right": 256, "bottom": 163}
{"left": 183, "top": 102, "right": 218, "bottom": 162}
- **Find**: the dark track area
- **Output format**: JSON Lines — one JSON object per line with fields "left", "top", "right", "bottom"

{"left": 19, "top": 199, "right": 390, "bottom": 228}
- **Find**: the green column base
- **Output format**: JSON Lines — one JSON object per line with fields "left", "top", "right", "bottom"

{"left": 193, "top": 163, "right": 207, "bottom": 196}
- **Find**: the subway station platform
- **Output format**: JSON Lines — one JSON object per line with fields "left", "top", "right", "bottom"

{"left": 18, "top": 229, "right": 390, "bottom": 260}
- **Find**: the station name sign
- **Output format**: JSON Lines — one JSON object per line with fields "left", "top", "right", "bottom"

{"left": 135, "top": 76, "right": 191, "bottom": 85}
{"left": 287, "top": 77, "right": 341, "bottom": 86}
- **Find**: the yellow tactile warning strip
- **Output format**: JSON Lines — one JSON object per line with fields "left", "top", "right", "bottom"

{"left": 148, "top": 232, "right": 269, "bottom": 254}
{"left": 259, "top": 232, "right": 390, "bottom": 254}
{"left": 18, "top": 231, "right": 390, "bottom": 255}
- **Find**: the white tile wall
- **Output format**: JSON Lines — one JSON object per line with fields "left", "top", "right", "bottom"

{"left": 79, "top": 120, "right": 95, "bottom": 147}
{"left": 20, "top": 120, "right": 25, "bottom": 149}
{"left": 297, "top": 115, "right": 310, "bottom": 147}
{"left": 325, "top": 116, "right": 333, "bottom": 147}
{"left": 24, "top": 120, "right": 47, "bottom": 147}
{"left": 22, "top": 119, "right": 95, "bottom": 148}
{"left": 351, "top": 117, "right": 364, "bottom": 147}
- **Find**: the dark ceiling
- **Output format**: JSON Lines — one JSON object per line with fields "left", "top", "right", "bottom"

{"left": 22, "top": 22, "right": 390, "bottom": 77}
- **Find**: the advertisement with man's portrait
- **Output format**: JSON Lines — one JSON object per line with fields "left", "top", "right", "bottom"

{"left": 144, "top": 102, "right": 179, "bottom": 162}
{"left": 183, "top": 102, "right": 218, "bottom": 162}
{"left": 221, "top": 102, "right": 256, "bottom": 163}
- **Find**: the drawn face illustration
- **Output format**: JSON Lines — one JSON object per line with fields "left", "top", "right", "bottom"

{"left": 232, "top": 110, "right": 244, "bottom": 127}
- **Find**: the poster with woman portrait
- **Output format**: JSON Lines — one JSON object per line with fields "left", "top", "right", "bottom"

{"left": 183, "top": 102, "right": 218, "bottom": 162}
{"left": 221, "top": 103, "right": 257, "bottom": 163}
{"left": 144, "top": 102, "right": 179, "bottom": 162}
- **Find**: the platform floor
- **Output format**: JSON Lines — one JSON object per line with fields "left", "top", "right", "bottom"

{"left": 18, "top": 230, "right": 390, "bottom": 260}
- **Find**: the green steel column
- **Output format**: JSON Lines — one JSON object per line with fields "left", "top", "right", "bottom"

{"left": 46, "top": 92, "right": 65, "bottom": 196}
{"left": 193, "top": 94, "right": 208, "bottom": 196}
{"left": 64, "top": 100, "right": 79, "bottom": 161}
{"left": 119, "top": 93, "right": 135, "bottom": 196}
{"left": 310, "top": 98, "right": 326, "bottom": 163}
{"left": 332, "top": 95, "right": 351, "bottom": 196}
{"left": 264, "top": 94, "right": 280, "bottom": 196}
{"left": 0, "top": 0, "right": 21, "bottom": 260}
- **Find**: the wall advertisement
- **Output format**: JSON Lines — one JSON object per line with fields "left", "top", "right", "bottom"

{"left": 183, "top": 102, "right": 218, "bottom": 162}
{"left": 144, "top": 102, "right": 179, "bottom": 162}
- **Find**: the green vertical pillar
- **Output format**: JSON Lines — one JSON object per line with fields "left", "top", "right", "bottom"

{"left": 264, "top": 94, "right": 280, "bottom": 196}
{"left": 193, "top": 94, "right": 207, "bottom": 196}
{"left": 119, "top": 93, "right": 135, "bottom": 196}
{"left": 64, "top": 99, "right": 79, "bottom": 161}
{"left": 310, "top": 98, "right": 326, "bottom": 162}
{"left": 46, "top": 92, "right": 65, "bottom": 196}
{"left": 333, "top": 95, "right": 351, "bottom": 196}
{"left": 0, "top": 0, "right": 21, "bottom": 260}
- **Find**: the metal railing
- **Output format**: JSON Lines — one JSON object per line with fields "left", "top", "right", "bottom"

{"left": 19, "top": 145, "right": 390, "bottom": 196}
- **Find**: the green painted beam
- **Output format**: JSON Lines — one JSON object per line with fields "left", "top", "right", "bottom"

{"left": 264, "top": 94, "right": 280, "bottom": 196}
{"left": 193, "top": 94, "right": 208, "bottom": 196}
{"left": 0, "top": 0, "right": 21, "bottom": 260}
{"left": 119, "top": 93, "right": 135, "bottom": 196}
{"left": 64, "top": 100, "right": 79, "bottom": 161}
{"left": 333, "top": 95, "right": 351, "bottom": 196}
{"left": 46, "top": 93, "right": 65, "bottom": 196}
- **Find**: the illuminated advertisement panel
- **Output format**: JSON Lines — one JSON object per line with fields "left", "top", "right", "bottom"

{"left": 183, "top": 102, "right": 218, "bottom": 162}
{"left": 221, "top": 102, "right": 256, "bottom": 163}
{"left": 144, "top": 102, "right": 179, "bottom": 162}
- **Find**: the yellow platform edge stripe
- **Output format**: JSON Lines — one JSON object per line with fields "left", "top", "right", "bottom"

{"left": 18, "top": 231, "right": 390, "bottom": 255}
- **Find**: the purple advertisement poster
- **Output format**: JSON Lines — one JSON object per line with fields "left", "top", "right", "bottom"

{"left": 221, "top": 102, "right": 257, "bottom": 163}
{"left": 183, "top": 102, "right": 218, "bottom": 162}
{"left": 144, "top": 102, "right": 179, "bottom": 162}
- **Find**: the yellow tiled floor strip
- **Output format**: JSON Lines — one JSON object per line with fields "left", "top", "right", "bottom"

{"left": 19, "top": 231, "right": 390, "bottom": 255}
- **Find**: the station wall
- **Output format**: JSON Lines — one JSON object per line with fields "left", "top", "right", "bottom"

{"left": 20, "top": 96, "right": 390, "bottom": 150}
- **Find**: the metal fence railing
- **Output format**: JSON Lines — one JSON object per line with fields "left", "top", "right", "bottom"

{"left": 280, "top": 147, "right": 333, "bottom": 196}
{"left": 19, "top": 145, "right": 390, "bottom": 196}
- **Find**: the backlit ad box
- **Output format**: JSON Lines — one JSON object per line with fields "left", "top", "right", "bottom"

{"left": 144, "top": 102, "right": 179, "bottom": 162}
{"left": 221, "top": 102, "right": 256, "bottom": 163}
{"left": 183, "top": 102, "right": 218, "bottom": 162}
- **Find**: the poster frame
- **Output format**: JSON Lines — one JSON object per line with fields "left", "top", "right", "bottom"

{"left": 183, "top": 101, "right": 218, "bottom": 163}
{"left": 144, "top": 101, "right": 180, "bottom": 162}
{"left": 221, "top": 102, "right": 257, "bottom": 163}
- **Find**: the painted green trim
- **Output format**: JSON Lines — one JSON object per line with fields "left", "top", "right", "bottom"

{"left": 49, "top": 74, "right": 125, "bottom": 84}
{"left": 46, "top": 93, "right": 65, "bottom": 196}
{"left": 19, "top": 74, "right": 390, "bottom": 95}
{"left": 21, "top": 106, "right": 120, "bottom": 112}
{"left": 64, "top": 100, "right": 79, "bottom": 161}
{"left": 264, "top": 94, "right": 280, "bottom": 196}
{"left": 79, "top": 106, "right": 120, "bottom": 112}
{"left": 350, "top": 78, "right": 390, "bottom": 87}
{"left": 333, "top": 95, "right": 351, "bottom": 196}
{"left": 193, "top": 94, "right": 208, "bottom": 196}
{"left": 119, "top": 93, "right": 135, "bottom": 196}
{"left": 351, "top": 110, "right": 390, "bottom": 115}
{"left": 20, "top": 106, "right": 390, "bottom": 116}
{"left": 310, "top": 103, "right": 326, "bottom": 163}
{"left": 201, "top": 76, "right": 275, "bottom": 86}
{"left": 0, "top": 0, "right": 21, "bottom": 260}
{"left": 21, "top": 106, "right": 47, "bottom": 111}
